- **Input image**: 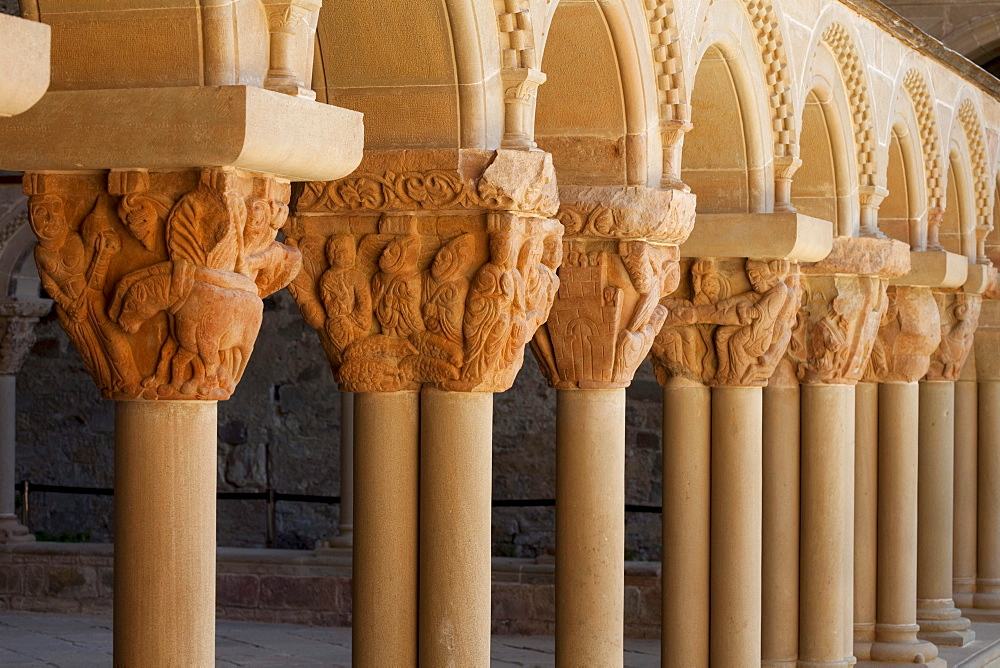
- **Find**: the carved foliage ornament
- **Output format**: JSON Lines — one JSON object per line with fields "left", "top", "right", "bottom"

{"left": 650, "top": 258, "right": 801, "bottom": 387}
{"left": 926, "top": 291, "right": 982, "bottom": 382}
{"left": 24, "top": 169, "right": 301, "bottom": 401}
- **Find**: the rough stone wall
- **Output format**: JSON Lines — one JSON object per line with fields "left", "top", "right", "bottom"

{"left": 15, "top": 285, "right": 666, "bottom": 559}
{"left": 0, "top": 1, "right": 19, "bottom": 16}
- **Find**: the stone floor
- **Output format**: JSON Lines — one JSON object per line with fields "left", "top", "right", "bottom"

{"left": 0, "top": 611, "right": 660, "bottom": 667}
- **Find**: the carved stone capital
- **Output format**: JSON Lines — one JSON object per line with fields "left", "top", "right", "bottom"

{"left": 650, "top": 257, "right": 801, "bottom": 387}
{"left": 262, "top": 0, "right": 323, "bottom": 99}
{"left": 785, "top": 274, "right": 885, "bottom": 385}
{"left": 23, "top": 168, "right": 300, "bottom": 400}
{"left": 287, "top": 149, "right": 563, "bottom": 393}
{"left": 531, "top": 186, "right": 694, "bottom": 389}
{"left": 863, "top": 285, "right": 942, "bottom": 384}
{"left": 0, "top": 299, "right": 52, "bottom": 375}
{"left": 926, "top": 291, "right": 982, "bottom": 382}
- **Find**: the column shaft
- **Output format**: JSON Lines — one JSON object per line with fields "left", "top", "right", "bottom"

{"left": 114, "top": 400, "right": 217, "bottom": 667}
{"left": 854, "top": 382, "right": 878, "bottom": 660}
{"left": 799, "top": 383, "right": 854, "bottom": 666}
{"left": 917, "top": 380, "right": 973, "bottom": 645}
{"left": 353, "top": 391, "right": 419, "bottom": 667}
{"left": 711, "top": 386, "right": 762, "bottom": 668}
{"left": 870, "top": 382, "right": 940, "bottom": 664}
{"left": 420, "top": 390, "right": 493, "bottom": 667}
{"left": 762, "top": 383, "right": 799, "bottom": 668}
{"left": 661, "top": 380, "right": 710, "bottom": 668}
{"left": 975, "top": 380, "right": 1000, "bottom": 610}
{"left": 0, "top": 376, "right": 16, "bottom": 518}
{"left": 556, "top": 389, "right": 625, "bottom": 666}
{"left": 953, "top": 379, "right": 977, "bottom": 609}
{"left": 339, "top": 391, "right": 354, "bottom": 542}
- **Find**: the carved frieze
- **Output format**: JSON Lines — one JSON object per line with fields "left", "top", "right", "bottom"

{"left": 863, "top": 285, "right": 942, "bottom": 384}
{"left": 0, "top": 300, "right": 52, "bottom": 375}
{"left": 287, "top": 149, "right": 563, "bottom": 393}
{"left": 926, "top": 291, "right": 982, "bottom": 382}
{"left": 23, "top": 169, "right": 301, "bottom": 400}
{"left": 531, "top": 186, "right": 694, "bottom": 389}
{"left": 650, "top": 257, "right": 801, "bottom": 387}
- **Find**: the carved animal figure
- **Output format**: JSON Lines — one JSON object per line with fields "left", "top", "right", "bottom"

{"left": 111, "top": 262, "right": 262, "bottom": 398}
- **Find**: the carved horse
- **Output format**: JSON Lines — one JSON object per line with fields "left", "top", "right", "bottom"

{"left": 109, "top": 261, "right": 263, "bottom": 398}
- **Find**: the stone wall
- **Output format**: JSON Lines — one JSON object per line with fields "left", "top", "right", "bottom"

{"left": 0, "top": 1, "right": 18, "bottom": 16}
{"left": 14, "top": 283, "right": 665, "bottom": 558}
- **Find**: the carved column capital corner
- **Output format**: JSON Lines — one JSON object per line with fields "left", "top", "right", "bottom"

{"left": 862, "top": 284, "right": 942, "bottom": 384}
{"left": 22, "top": 168, "right": 300, "bottom": 400}
{"left": 650, "top": 256, "right": 801, "bottom": 388}
{"left": 925, "top": 290, "right": 982, "bottom": 382}
{"left": 532, "top": 185, "right": 694, "bottom": 389}
{"left": 0, "top": 299, "right": 52, "bottom": 375}
{"left": 287, "top": 149, "right": 563, "bottom": 394}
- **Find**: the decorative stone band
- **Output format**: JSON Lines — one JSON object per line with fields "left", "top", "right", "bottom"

{"left": 0, "top": 299, "right": 52, "bottom": 375}
{"left": 926, "top": 290, "right": 982, "bottom": 382}
{"left": 788, "top": 236, "right": 911, "bottom": 386}
{"left": 532, "top": 186, "right": 696, "bottom": 389}
{"left": 287, "top": 149, "right": 563, "bottom": 394}
{"left": 22, "top": 168, "right": 301, "bottom": 401}
{"left": 650, "top": 257, "right": 802, "bottom": 388}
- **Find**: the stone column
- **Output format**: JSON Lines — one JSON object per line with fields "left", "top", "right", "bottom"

{"left": 321, "top": 389, "right": 354, "bottom": 548}
{"left": 854, "top": 381, "right": 879, "bottom": 660}
{"left": 973, "top": 298, "right": 1000, "bottom": 618}
{"left": 788, "top": 237, "right": 908, "bottom": 667}
{"left": 761, "top": 373, "right": 799, "bottom": 668}
{"left": 916, "top": 290, "right": 980, "bottom": 646}
{"left": 530, "top": 185, "right": 693, "bottom": 666}
{"left": 953, "top": 351, "right": 977, "bottom": 610}
{"left": 286, "top": 149, "right": 565, "bottom": 665}
{"left": 866, "top": 284, "right": 944, "bottom": 666}
{"left": 0, "top": 300, "right": 50, "bottom": 543}
{"left": 652, "top": 253, "right": 804, "bottom": 667}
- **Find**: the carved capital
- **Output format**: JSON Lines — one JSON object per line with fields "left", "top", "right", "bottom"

{"left": 531, "top": 186, "right": 694, "bottom": 389}
{"left": 926, "top": 291, "right": 982, "bottom": 381}
{"left": 0, "top": 300, "right": 51, "bottom": 375}
{"left": 23, "top": 168, "right": 300, "bottom": 400}
{"left": 785, "top": 274, "right": 885, "bottom": 385}
{"left": 287, "top": 149, "right": 563, "bottom": 393}
{"left": 650, "top": 257, "right": 801, "bottom": 387}
{"left": 262, "top": 0, "right": 323, "bottom": 99}
{"left": 863, "top": 285, "right": 942, "bottom": 384}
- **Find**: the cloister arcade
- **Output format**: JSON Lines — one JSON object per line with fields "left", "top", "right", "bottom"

{"left": 2, "top": 0, "right": 1000, "bottom": 665}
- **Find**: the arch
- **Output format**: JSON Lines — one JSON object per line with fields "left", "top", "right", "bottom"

{"left": 534, "top": 0, "right": 661, "bottom": 187}
{"left": 881, "top": 112, "right": 928, "bottom": 251}
{"left": 956, "top": 97, "right": 993, "bottom": 262}
{"left": 900, "top": 69, "right": 945, "bottom": 243}
{"left": 682, "top": 39, "right": 769, "bottom": 213}
{"left": 314, "top": 0, "right": 504, "bottom": 150}
{"left": 0, "top": 195, "right": 40, "bottom": 299}
{"left": 987, "top": 173, "right": 1000, "bottom": 266}
{"left": 818, "top": 23, "right": 877, "bottom": 190}
{"left": 643, "top": 0, "right": 691, "bottom": 187}
{"left": 791, "top": 73, "right": 858, "bottom": 236}
{"left": 942, "top": 139, "right": 977, "bottom": 262}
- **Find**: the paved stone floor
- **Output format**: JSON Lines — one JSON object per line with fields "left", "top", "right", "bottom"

{"left": 0, "top": 612, "right": 660, "bottom": 667}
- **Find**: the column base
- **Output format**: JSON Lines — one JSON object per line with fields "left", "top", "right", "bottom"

{"left": 0, "top": 515, "right": 33, "bottom": 544}
{"left": 854, "top": 623, "right": 875, "bottom": 661}
{"left": 917, "top": 599, "right": 974, "bottom": 647}
{"left": 964, "top": 607, "right": 1000, "bottom": 623}
{"left": 855, "top": 660, "right": 946, "bottom": 668}
{"left": 322, "top": 529, "right": 354, "bottom": 548}
{"left": 973, "top": 585, "right": 1000, "bottom": 610}
{"left": 761, "top": 660, "right": 797, "bottom": 667}
{"left": 797, "top": 659, "right": 852, "bottom": 667}
{"left": 953, "top": 585, "right": 974, "bottom": 610}
{"left": 869, "top": 624, "right": 940, "bottom": 664}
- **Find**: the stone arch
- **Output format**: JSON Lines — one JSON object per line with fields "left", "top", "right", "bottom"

{"left": 0, "top": 194, "right": 41, "bottom": 299}
{"left": 683, "top": 37, "right": 770, "bottom": 213}
{"left": 900, "top": 68, "right": 946, "bottom": 243}
{"left": 314, "top": 0, "right": 504, "bottom": 150}
{"left": 817, "top": 22, "right": 877, "bottom": 191}
{"left": 881, "top": 104, "right": 929, "bottom": 251}
{"left": 942, "top": 130, "right": 978, "bottom": 262}
{"left": 956, "top": 97, "right": 993, "bottom": 262}
{"left": 534, "top": 0, "right": 662, "bottom": 187}
{"left": 642, "top": 0, "right": 691, "bottom": 187}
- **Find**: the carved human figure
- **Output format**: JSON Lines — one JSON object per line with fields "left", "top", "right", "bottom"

{"left": 372, "top": 235, "right": 424, "bottom": 339}
{"left": 656, "top": 258, "right": 728, "bottom": 383}
{"left": 804, "top": 290, "right": 851, "bottom": 379}
{"left": 613, "top": 242, "right": 676, "bottom": 381}
{"left": 30, "top": 194, "right": 140, "bottom": 393}
{"left": 319, "top": 235, "right": 373, "bottom": 355}
{"left": 461, "top": 228, "right": 522, "bottom": 388}
{"left": 416, "top": 233, "right": 474, "bottom": 366}
{"left": 528, "top": 233, "right": 563, "bottom": 383}
{"left": 928, "top": 293, "right": 981, "bottom": 381}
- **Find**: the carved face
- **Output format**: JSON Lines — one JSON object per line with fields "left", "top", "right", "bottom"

{"left": 431, "top": 233, "right": 474, "bottom": 282}
{"left": 489, "top": 231, "right": 519, "bottom": 270}
{"left": 29, "top": 195, "right": 68, "bottom": 247}
{"left": 326, "top": 235, "right": 356, "bottom": 269}
{"left": 747, "top": 261, "right": 780, "bottom": 293}
{"left": 542, "top": 234, "right": 563, "bottom": 270}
